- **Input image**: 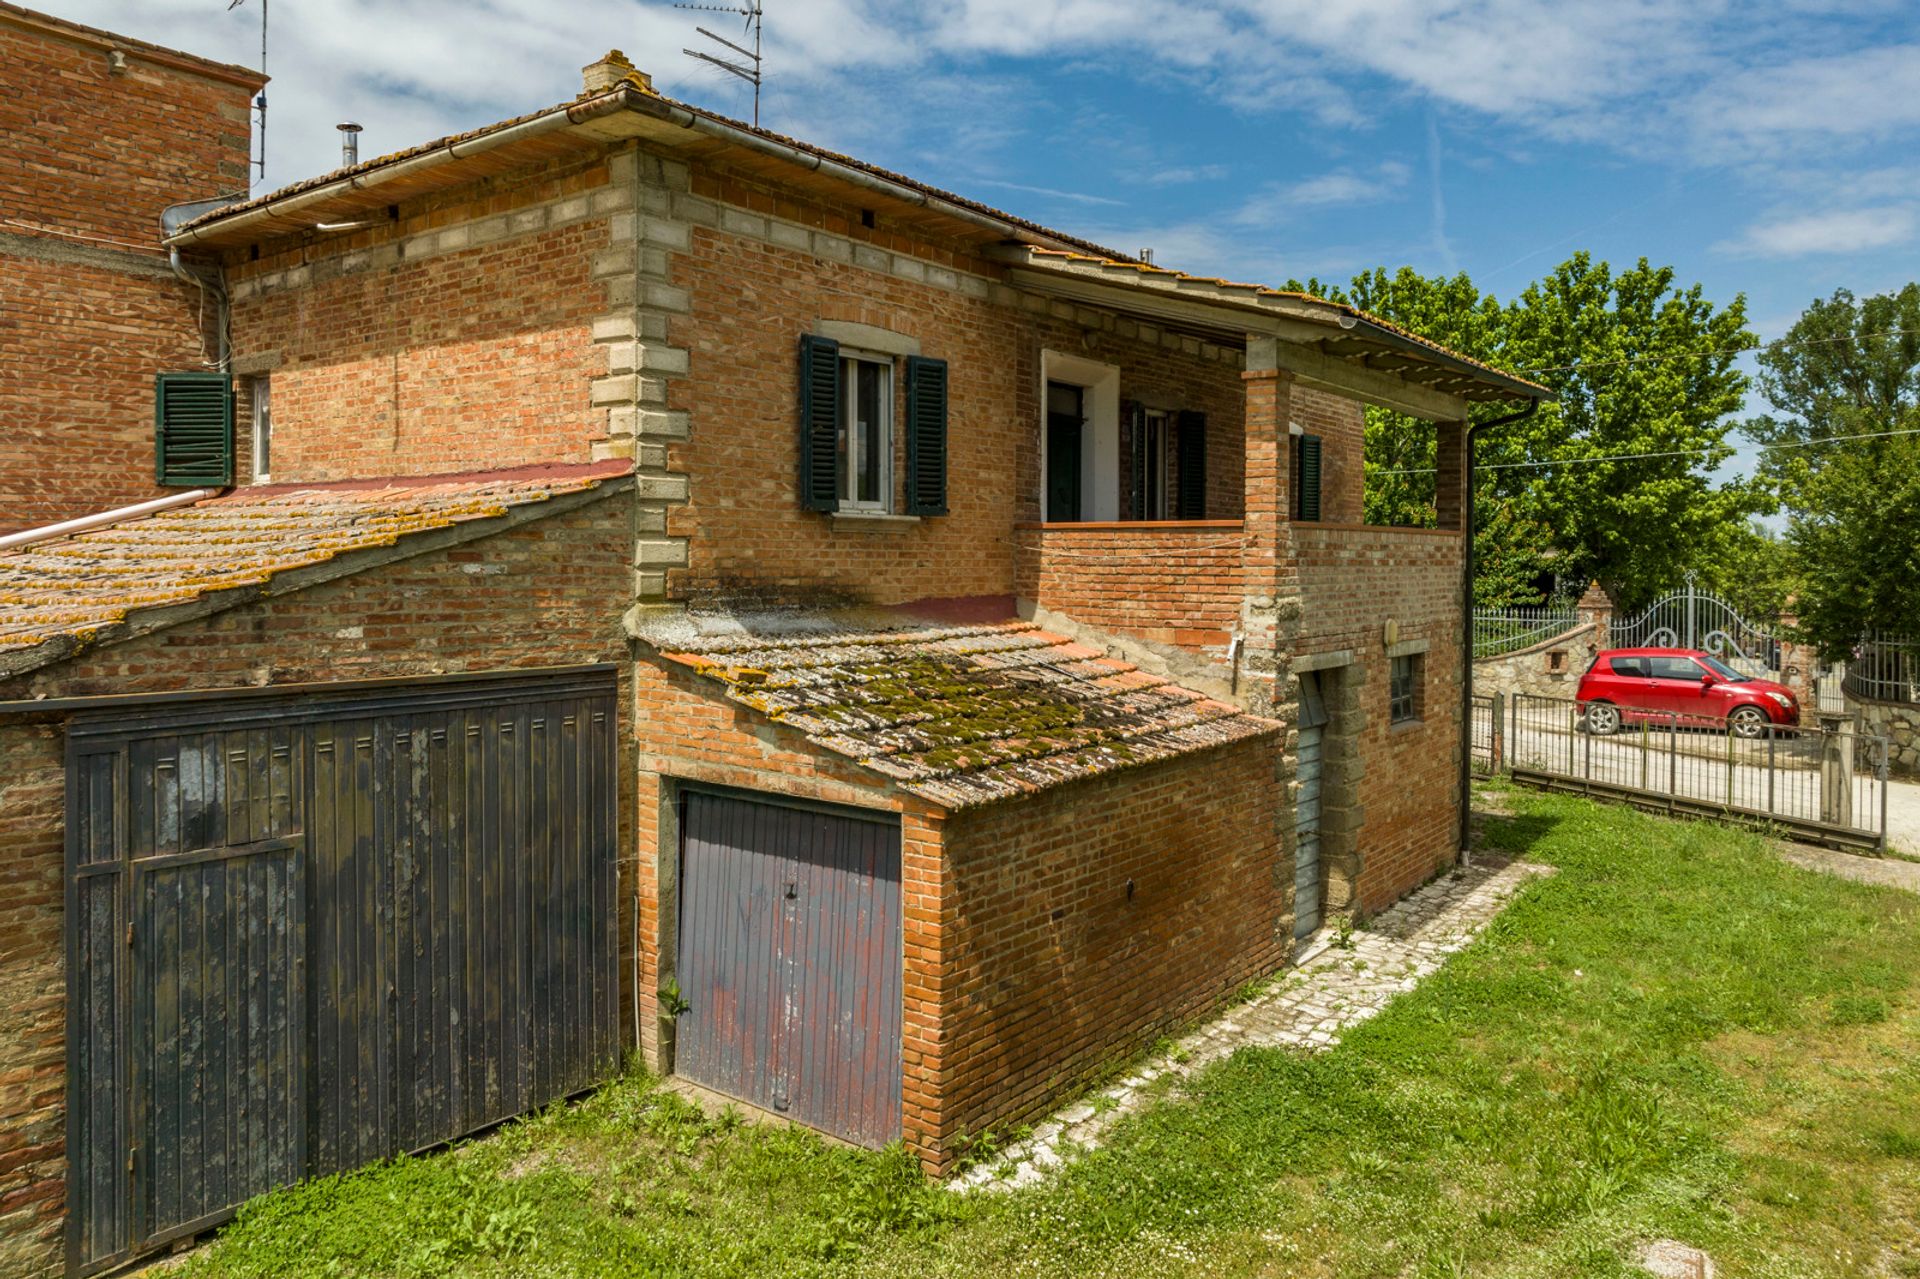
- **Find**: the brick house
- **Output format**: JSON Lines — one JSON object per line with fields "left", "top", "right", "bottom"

{"left": 0, "top": 3, "right": 264, "bottom": 534}
{"left": 0, "top": 45, "right": 1548, "bottom": 1278}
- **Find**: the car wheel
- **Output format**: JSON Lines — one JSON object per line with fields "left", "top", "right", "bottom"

{"left": 1585, "top": 702, "right": 1620, "bottom": 735}
{"left": 1729, "top": 705, "right": 1769, "bottom": 739}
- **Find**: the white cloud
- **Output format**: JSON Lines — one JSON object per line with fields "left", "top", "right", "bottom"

{"left": 1231, "top": 161, "right": 1412, "bottom": 223}
{"left": 1717, "top": 206, "right": 1918, "bottom": 257}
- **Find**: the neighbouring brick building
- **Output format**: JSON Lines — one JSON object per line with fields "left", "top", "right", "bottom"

{"left": 0, "top": 43, "right": 1549, "bottom": 1278}
{"left": 0, "top": 4, "right": 264, "bottom": 533}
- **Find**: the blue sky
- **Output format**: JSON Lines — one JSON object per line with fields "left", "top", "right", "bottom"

{"left": 64, "top": 0, "right": 1920, "bottom": 455}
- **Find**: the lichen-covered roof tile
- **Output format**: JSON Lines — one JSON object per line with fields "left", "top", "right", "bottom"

{"left": 0, "top": 461, "right": 632, "bottom": 660}
{"left": 654, "top": 616, "right": 1279, "bottom": 810}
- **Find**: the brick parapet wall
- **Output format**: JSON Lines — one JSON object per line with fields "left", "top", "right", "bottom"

{"left": 929, "top": 740, "right": 1287, "bottom": 1164}
{"left": 1012, "top": 524, "right": 1247, "bottom": 670}
{"left": 0, "top": 503, "right": 635, "bottom": 1277}
{"left": 1294, "top": 523, "right": 1465, "bottom": 912}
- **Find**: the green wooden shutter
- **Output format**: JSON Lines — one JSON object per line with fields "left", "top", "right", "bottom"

{"left": 1297, "top": 433, "right": 1323, "bottom": 522}
{"left": 798, "top": 335, "right": 840, "bottom": 512}
{"left": 1175, "top": 409, "right": 1207, "bottom": 519}
{"left": 1126, "top": 401, "right": 1146, "bottom": 520}
{"left": 904, "top": 355, "right": 949, "bottom": 516}
{"left": 154, "top": 372, "right": 233, "bottom": 486}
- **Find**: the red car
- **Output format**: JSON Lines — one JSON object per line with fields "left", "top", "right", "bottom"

{"left": 1576, "top": 647, "right": 1800, "bottom": 738}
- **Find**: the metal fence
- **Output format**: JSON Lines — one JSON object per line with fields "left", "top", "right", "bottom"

{"left": 1611, "top": 580, "right": 1787, "bottom": 681}
{"left": 1476, "top": 691, "right": 1888, "bottom": 850}
{"left": 1470, "top": 694, "right": 1498, "bottom": 775}
{"left": 1471, "top": 604, "right": 1581, "bottom": 659}
{"left": 1843, "top": 632, "right": 1920, "bottom": 705}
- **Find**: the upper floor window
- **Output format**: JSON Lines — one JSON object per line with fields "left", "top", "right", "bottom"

{"left": 1141, "top": 408, "right": 1171, "bottom": 520}
{"left": 838, "top": 351, "right": 893, "bottom": 512}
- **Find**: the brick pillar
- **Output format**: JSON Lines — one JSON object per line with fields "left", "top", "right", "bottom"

{"left": 1434, "top": 419, "right": 1469, "bottom": 531}
{"left": 1241, "top": 340, "right": 1303, "bottom": 956}
{"left": 1238, "top": 341, "right": 1300, "bottom": 720}
{"left": 1576, "top": 580, "right": 1613, "bottom": 653}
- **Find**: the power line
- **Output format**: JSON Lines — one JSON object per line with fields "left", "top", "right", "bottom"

{"left": 1371, "top": 426, "right": 1920, "bottom": 477}
{"left": 1513, "top": 325, "right": 1920, "bottom": 377}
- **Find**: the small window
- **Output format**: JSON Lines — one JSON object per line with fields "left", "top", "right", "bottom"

{"left": 1609, "top": 655, "right": 1650, "bottom": 678}
{"left": 837, "top": 351, "right": 893, "bottom": 512}
{"left": 1390, "top": 654, "right": 1421, "bottom": 724}
{"left": 250, "top": 375, "right": 272, "bottom": 482}
{"left": 1648, "top": 656, "right": 1704, "bottom": 682}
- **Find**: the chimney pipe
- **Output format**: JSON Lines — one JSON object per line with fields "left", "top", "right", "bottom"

{"left": 337, "top": 122, "right": 363, "bottom": 167}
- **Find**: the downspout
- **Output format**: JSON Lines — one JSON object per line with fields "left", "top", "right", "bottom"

{"left": 1458, "top": 397, "right": 1540, "bottom": 862}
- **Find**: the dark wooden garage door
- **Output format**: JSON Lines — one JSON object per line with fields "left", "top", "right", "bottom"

{"left": 675, "top": 790, "right": 902, "bottom": 1149}
{"left": 65, "top": 670, "right": 620, "bottom": 1275}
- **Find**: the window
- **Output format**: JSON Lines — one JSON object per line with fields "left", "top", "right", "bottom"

{"left": 1141, "top": 408, "right": 1171, "bottom": 519}
{"left": 250, "top": 375, "right": 271, "bottom": 482}
{"left": 1290, "top": 433, "right": 1323, "bottom": 521}
{"left": 1608, "top": 655, "right": 1650, "bottom": 678}
{"left": 1649, "top": 656, "right": 1705, "bottom": 682}
{"left": 837, "top": 351, "right": 893, "bottom": 512}
{"left": 1389, "top": 653, "right": 1421, "bottom": 724}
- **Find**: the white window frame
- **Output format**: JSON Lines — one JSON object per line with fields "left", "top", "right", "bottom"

{"left": 250, "top": 374, "right": 271, "bottom": 483}
{"left": 837, "top": 348, "right": 894, "bottom": 513}
{"left": 1038, "top": 350, "right": 1121, "bottom": 521}
{"left": 1143, "top": 407, "right": 1173, "bottom": 520}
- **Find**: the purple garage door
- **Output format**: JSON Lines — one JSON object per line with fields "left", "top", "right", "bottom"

{"left": 675, "top": 789, "right": 902, "bottom": 1148}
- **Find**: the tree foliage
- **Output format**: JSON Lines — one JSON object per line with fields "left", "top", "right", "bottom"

{"left": 1291, "top": 254, "right": 1759, "bottom": 610}
{"left": 1743, "top": 285, "right": 1920, "bottom": 654}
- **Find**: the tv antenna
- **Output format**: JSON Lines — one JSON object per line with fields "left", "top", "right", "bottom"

{"left": 226, "top": 0, "right": 268, "bottom": 183}
{"left": 676, "top": 2, "right": 763, "bottom": 126}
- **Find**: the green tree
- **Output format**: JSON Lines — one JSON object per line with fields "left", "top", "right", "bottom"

{"left": 1292, "top": 254, "right": 1760, "bottom": 611}
{"left": 1743, "top": 285, "right": 1920, "bottom": 654}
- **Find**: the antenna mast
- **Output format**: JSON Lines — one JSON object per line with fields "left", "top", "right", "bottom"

{"left": 676, "top": 1, "right": 763, "bottom": 126}
{"left": 227, "top": 0, "right": 268, "bottom": 184}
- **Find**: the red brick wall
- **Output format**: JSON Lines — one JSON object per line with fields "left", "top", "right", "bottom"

{"left": 0, "top": 502, "right": 634, "bottom": 1276}
{"left": 0, "top": 255, "right": 211, "bottom": 532}
{"left": 1013, "top": 523, "right": 1247, "bottom": 665}
{"left": 1292, "top": 387, "right": 1365, "bottom": 524}
{"left": 664, "top": 217, "right": 1246, "bottom": 607}
{"left": 929, "top": 742, "right": 1285, "bottom": 1159}
{"left": 1295, "top": 523, "right": 1464, "bottom": 911}
{"left": 0, "top": 11, "right": 258, "bottom": 534}
{"left": 227, "top": 182, "right": 613, "bottom": 483}
{"left": 0, "top": 9, "right": 257, "bottom": 246}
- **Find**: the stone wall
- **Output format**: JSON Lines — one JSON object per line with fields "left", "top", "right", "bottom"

{"left": 1855, "top": 699, "right": 1920, "bottom": 778}
{"left": 1471, "top": 624, "right": 1599, "bottom": 703}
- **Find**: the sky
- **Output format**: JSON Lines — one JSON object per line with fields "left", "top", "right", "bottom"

{"left": 56, "top": 0, "right": 1920, "bottom": 469}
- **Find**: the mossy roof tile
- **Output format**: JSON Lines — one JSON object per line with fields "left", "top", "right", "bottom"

{"left": 0, "top": 461, "right": 632, "bottom": 660}
{"left": 656, "top": 618, "right": 1279, "bottom": 809}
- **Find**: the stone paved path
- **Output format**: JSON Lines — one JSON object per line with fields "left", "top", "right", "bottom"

{"left": 950, "top": 854, "right": 1555, "bottom": 1191}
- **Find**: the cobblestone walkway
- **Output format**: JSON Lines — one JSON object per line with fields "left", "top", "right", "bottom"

{"left": 951, "top": 855, "right": 1555, "bottom": 1191}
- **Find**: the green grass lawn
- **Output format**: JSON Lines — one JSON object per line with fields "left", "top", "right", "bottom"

{"left": 184, "top": 786, "right": 1920, "bottom": 1278}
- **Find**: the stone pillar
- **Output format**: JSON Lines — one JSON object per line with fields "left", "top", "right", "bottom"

{"left": 1434, "top": 419, "right": 1469, "bottom": 531}
{"left": 1818, "top": 712, "right": 1855, "bottom": 828}
{"left": 1576, "top": 580, "right": 1613, "bottom": 653}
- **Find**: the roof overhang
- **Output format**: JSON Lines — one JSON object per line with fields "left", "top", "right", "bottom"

{"left": 163, "top": 84, "right": 1123, "bottom": 259}
{"left": 996, "top": 247, "right": 1551, "bottom": 421}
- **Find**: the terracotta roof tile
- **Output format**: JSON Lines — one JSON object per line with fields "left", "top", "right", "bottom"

{"left": 654, "top": 618, "right": 1278, "bottom": 809}
{"left": 0, "top": 462, "right": 632, "bottom": 665}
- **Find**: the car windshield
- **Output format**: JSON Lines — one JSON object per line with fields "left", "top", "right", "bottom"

{"left": 1698, "top": 653, "right": 1751, "bottom": 683}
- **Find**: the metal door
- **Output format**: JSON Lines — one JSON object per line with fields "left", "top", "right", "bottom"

{"left": 675, "top": 789, "right": 902, "bottom": 1149}
{"left": 1294, "top": 670, "right": 1329, "bottom": 940}
{"left": 66, "top": 670, "right": 619, "bottom": 1276}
